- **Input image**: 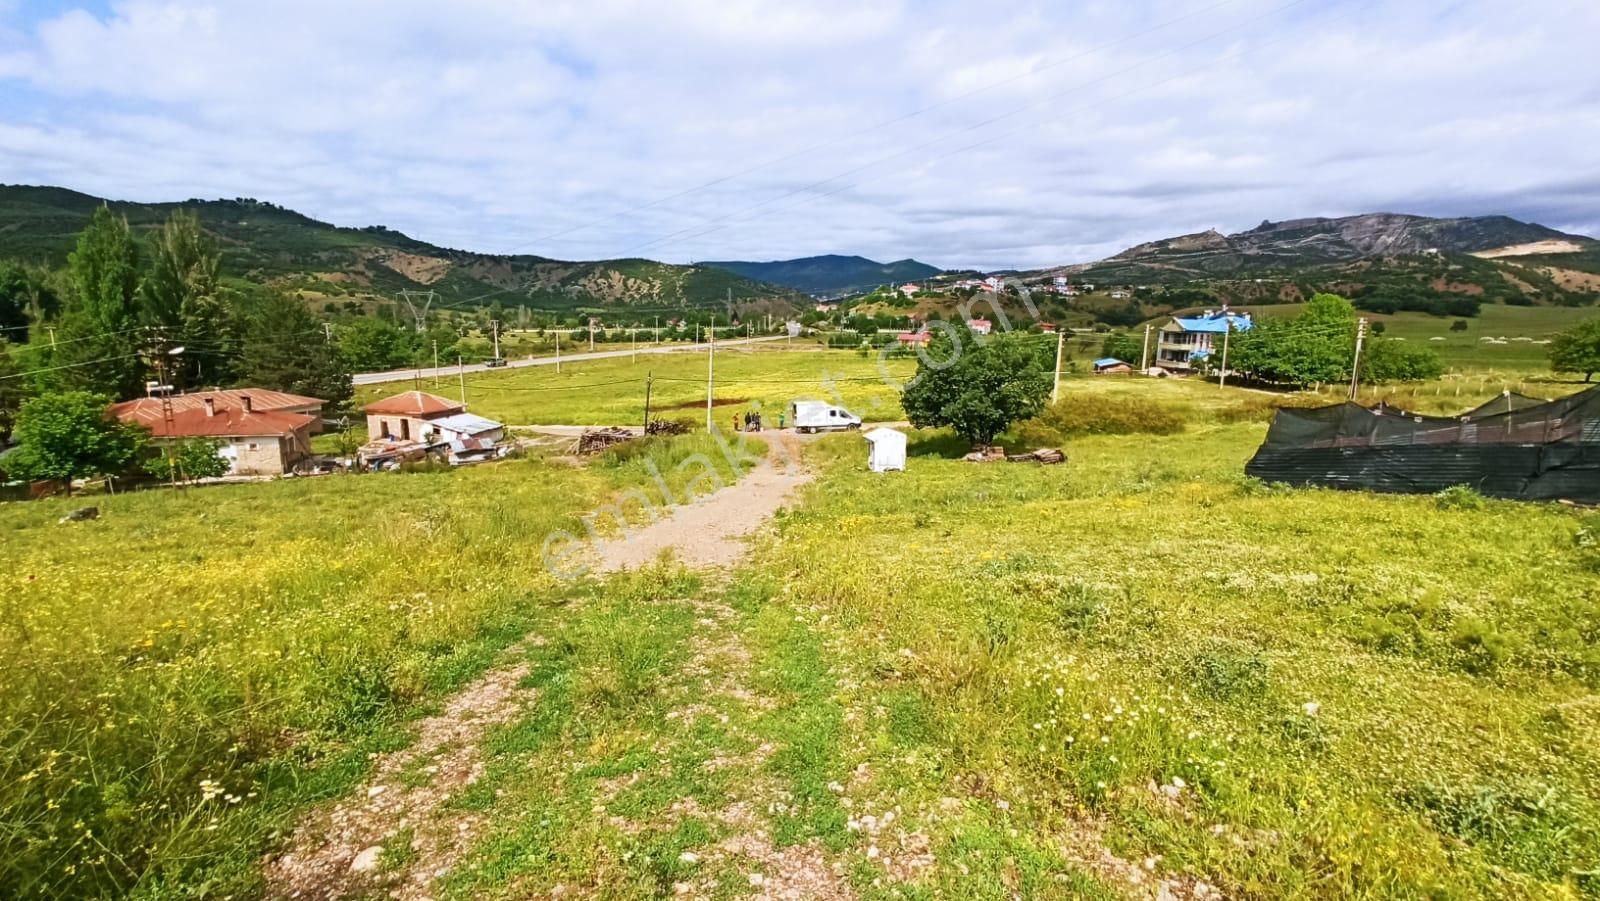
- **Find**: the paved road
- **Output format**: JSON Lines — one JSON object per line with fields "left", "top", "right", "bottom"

{"left": 352, "top": 334, "right": 790, "bottom": 386}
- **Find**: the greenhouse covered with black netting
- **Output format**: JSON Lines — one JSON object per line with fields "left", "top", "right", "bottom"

{"left": 1245, "top": 386, "right": 1600, "bottom": 502}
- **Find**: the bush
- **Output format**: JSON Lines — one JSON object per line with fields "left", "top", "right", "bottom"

{"left": 1434, "top": 485, "right": 1487, "bottom": 511}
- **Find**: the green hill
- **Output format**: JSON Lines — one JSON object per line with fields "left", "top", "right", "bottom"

{"left": 701, "top": 254, "right": 941, "bottom": 295}
{"left": 0, "top": 185, "right": 790, "bottom": 313}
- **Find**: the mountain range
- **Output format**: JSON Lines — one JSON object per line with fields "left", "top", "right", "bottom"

{"left": 2, "top": 186, "right": 1595, "bottom": 312}
{"left": 1057, "top": 213, "right": 1597, "bottom": 283}
{"left": 0, "top": 185, "right": 788, "bottom": 312}
{"left": 699, "top": 255, "right": 941, "bottom": 296}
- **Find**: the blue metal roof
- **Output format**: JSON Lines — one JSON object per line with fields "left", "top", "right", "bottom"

{"left": 1171, "top": 315, "right": 1253, "bottom": 334}
{"left": 1093, "top": 358, "right": 1126, "bottom": 367}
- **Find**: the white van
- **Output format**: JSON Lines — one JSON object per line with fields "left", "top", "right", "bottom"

{"left": 790, "top": 400, "right": 862, "bottom": 433}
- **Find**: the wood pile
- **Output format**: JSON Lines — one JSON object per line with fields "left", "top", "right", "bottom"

{"left": 644, "top": 418, "right": 689, "bottom": 436}
{"left": 962, "top": 446, "right": 1007, "bottom": 463}
{"left": 1007, "top": 448, "right": 1067, "bottom": 465}
{"left": 576, "top": 427, "right": 636, "bottom": 455}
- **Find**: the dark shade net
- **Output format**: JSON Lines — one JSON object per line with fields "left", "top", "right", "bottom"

{"left": 1246, "top": 386, "right": 1600, "bottom": 501}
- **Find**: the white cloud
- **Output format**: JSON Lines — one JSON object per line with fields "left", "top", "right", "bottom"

{"left": 0, "top": 0, "right": 1597, "bottom": 270}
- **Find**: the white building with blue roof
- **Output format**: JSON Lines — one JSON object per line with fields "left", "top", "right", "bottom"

{"left": 1156, "top": 310, "right": 1253, "bottom": 373}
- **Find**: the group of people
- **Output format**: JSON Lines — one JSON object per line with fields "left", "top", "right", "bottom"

{"left": 732, "top": 408, "right": 785, "bottom": 433}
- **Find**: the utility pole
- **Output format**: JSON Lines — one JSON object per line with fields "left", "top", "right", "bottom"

{"left": 588, "top": 317, "right": 596, "bottom": 353}
{"left": 1051, "top": 328, "right": 1065, "bottom": 405}
{"left": 1218, "top": 323, "right": 1232, "bottom": 389}
{"left": 491, "top": 319, "right": 501, "bottom": 361}
{"left": 631, "top": 328, "right": 637, "bottom": 362}
{"left": 555, "top": 330, "right": 561, "bottom": 374}
{"left": 432, "top": 340, "right": 440, "bottom": 387}
{"left": 643, "top": 371, "right": 654, "bottom": 431}
{"left": 1348, "top": 317, "right": 1368, "bottom": 401}
{"left": 458, "top": 356, "right": 466, "bottom": 404}
{"left": 705, "top": 326, "right": 716, "bottom": 431}
{"left": 1140, "top": 324, "right": 1152, "bottom": 372}
{"left": 654, "top": 316, "right": 660, "bottom": 345}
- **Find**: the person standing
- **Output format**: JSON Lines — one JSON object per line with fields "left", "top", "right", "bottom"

{"left": 778, "top": 410, "right": 786, "bottom": 430}
{"left": 731, "top": 413, "right": 739, "bottom": 434}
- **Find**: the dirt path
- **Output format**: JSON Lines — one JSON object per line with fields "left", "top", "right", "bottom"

{"left": 593, "top": 435, "right": 813, "bottom": 573}
{"left": 263, "top": 435, "right": 826, "bottom": 900}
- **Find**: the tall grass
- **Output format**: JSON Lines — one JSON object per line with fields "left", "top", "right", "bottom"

{"left": 0, "top": 436, "right": 749, "bottom": 897}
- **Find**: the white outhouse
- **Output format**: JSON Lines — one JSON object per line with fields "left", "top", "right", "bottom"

{"left": 864, "top": 427, "right": 907, "bottom": 473}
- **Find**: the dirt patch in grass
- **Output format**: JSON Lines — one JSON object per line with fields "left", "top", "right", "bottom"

{"left": 664, "top": 396, "right": 751, "bottom": 410}
{"left": 263, "top": 650, "right": 538, "bottom": 900}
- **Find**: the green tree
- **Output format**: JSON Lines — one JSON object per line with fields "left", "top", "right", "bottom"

{"left": 1548, "top": 317, "right": 1600, "bottom": 382}
{"left": 1450, "top": 319, "right": 1470, "bottom": 332}
{"left": 1362, "top": 338, "right": 1445, "bottom": 382}
{"left": 901, "top": 328, "right": 1052, "bottom": 447}
{"left": 1228, "top": 294, "right": 1359, "bottom": 387}
{"left": 141, "top": 210, "right": 232, "bottom": 387}
{"left": 4, "top": 391, "right": 142, "bottom": 493}
{"left": 0, "top": 342, "right": 25, "bottom": 442}
{"left": 339, "top": 317, "right": 416, "bottom": 371}
{"left": 51, "top": 207, "right": 146, "bottom": 398}
{"left": 144, "top": 439, "right": 231, "bottom": 483}
{"left": 237, "top": 292, "right": 352, "bottom": 406}
{"left": 0, "top": 263, "right": 60, "bottom": 340}
{"left": 1101, "top": 332, "right": 1143, "bottom": 365}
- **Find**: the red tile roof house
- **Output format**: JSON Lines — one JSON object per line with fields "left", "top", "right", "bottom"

{"left": 110, "top": 389, "right": 325, "bottom": 476}
{"left": 363, "top": 390, "right": 505, "bottom": 441}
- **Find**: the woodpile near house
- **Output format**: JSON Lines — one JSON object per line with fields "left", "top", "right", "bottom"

{"left": 576, "top": 427, "right": 637, "bottom": 455}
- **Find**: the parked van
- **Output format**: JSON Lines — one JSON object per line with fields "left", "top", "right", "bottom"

{"left": 790, "top": 400, "right": 862, "bottom": 433}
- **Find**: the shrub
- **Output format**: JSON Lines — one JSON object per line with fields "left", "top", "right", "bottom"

{"left": 1449, "top": 616, "right": 1517, "bottom": 674}
{"left": 1014, "top": 393, "right": 1186, "bottom": 447}
{"left": 1434, "top": 485, "right": 1487, "bottom": 511}
{"left": 1184, "top": 645, "right": 1270, "bottom": 701}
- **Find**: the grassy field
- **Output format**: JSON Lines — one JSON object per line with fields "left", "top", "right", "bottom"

{"left": 316, "top": 377, "right": 1597, "bottom": 899}
{"left": 700, "top": 415, "right": 1600, "bottom": 897}
{"left": 0, "top": 433, "right": 763, "bottom": 897}
{"left": 354, "top": 346, "right": 920, "bottom": 426}
{"left": 6, "top": 366, "right": 1600, "bottom": 897}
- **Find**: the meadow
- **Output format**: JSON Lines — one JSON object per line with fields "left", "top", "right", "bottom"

{"left": 318, "top": 376, "right": 1599, "bottom": 899}
{"left": 352, "top": 345, "right": 920, "bottom": 427}
{"left": 709, "top": 415, "right": 1600, "bottom": 897}
{"left": 5, "top": 356, "right": 1599, "bottom": 898}
{"left": 0, "top": 433, "right": 763, "bottom": 897}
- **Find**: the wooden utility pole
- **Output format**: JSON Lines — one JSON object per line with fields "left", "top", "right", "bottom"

{"left": 1348, "top": 317, "right": 1368, "bottom": 400}
{"left": 588, "top": 317, "right": 596, "bottom": 353}
{"left": 555, "top": 330, "right": 561, "bottom": 373}
{"left": 458, "top": 356, "right": 466, "bottom": 404}
{"left": 490, "top": 319, "right": 501, "bottom": 361}
{"left": 432, "top": 340, "right": 440, "bottom": 387}
{"left": 643, "top": 371, "right": 653, "bottom": 430}
{"left": 705, "top": 327, "right": 716, "bottom": 431}
{"left": 1051, "top": 328, "right": 1065, "bottom": 405}
{"left": 1140, "top": 324, "right": 1152, "bottom": 372}
{"left": 1218, "top": 323, "right": 1232, "bottom": 388}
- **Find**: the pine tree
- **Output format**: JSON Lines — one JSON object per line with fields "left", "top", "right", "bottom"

{"left": 236, "top": 292, "right": 352, "bottom": 406}
{"left": 142, "top": 210, "right": 232, "bottom": 387}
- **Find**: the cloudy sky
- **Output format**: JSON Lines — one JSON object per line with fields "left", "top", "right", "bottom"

{"left": 1, "top": 0, "right": 1597, "bottom": 270}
